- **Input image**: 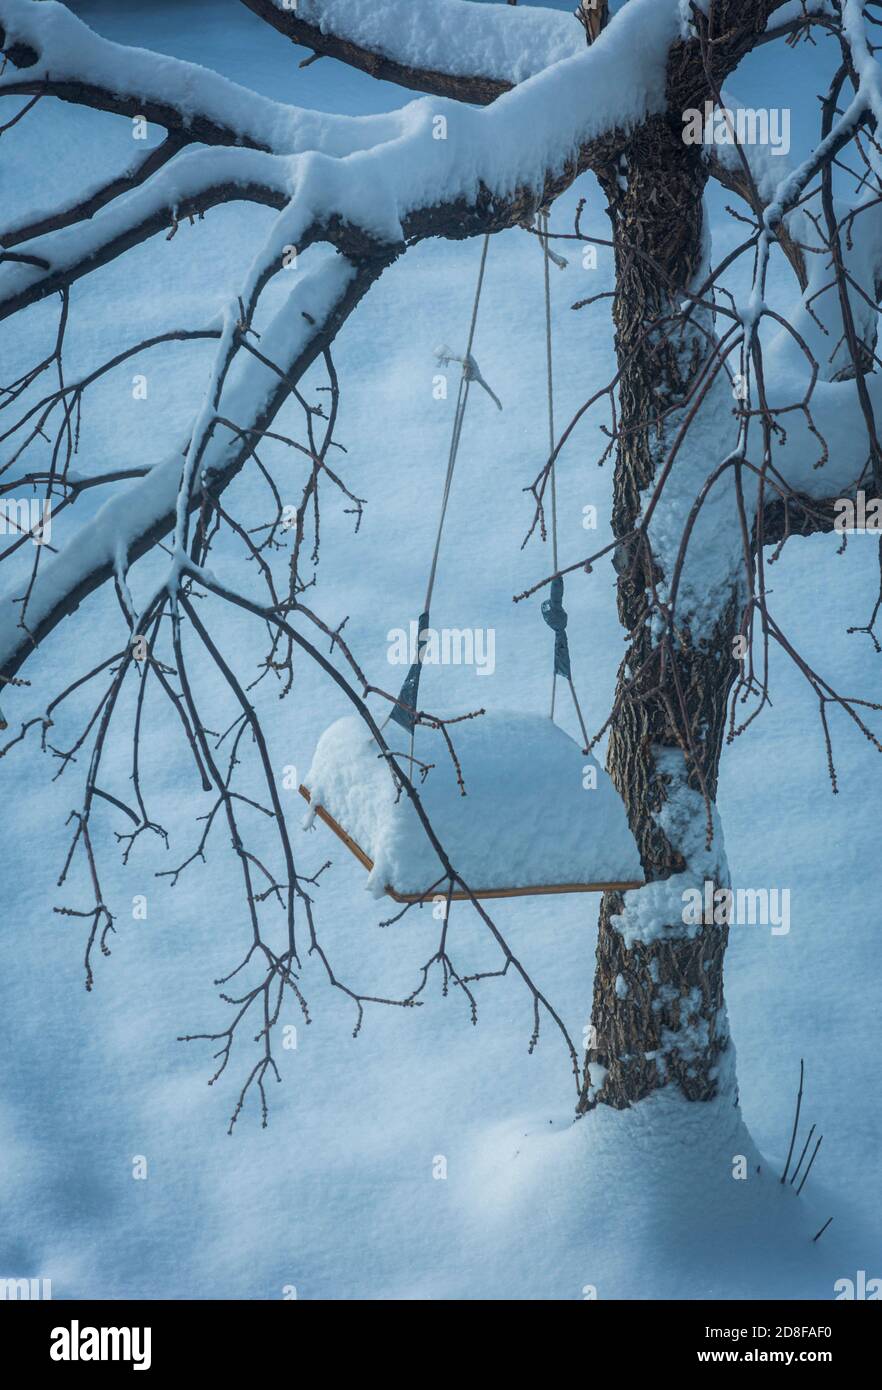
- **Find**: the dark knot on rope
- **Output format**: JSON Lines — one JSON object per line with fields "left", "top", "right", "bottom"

{"left": 390, "top": 609, "right": 429, "bottom": 734}
{"left": 541, "top": 576, "right": 568, "bottom": 633}
{"left": 541, "top": 576, "right": 572, "bottom": 679}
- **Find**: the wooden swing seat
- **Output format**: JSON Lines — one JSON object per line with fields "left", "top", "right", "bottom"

{"left": 292, "top": 235, "right": 644, "bottom": 908}
{"left": 299, "top": 786, "right": 643, "bottom": 903}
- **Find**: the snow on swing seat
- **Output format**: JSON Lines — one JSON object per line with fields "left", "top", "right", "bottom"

{"left": 300, "top": 710, "right": 643, "bottom": 903}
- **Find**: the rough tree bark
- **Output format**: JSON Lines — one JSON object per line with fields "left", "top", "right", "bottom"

{"left": 579, "top": 119, "right": 739, "bottom": 1112}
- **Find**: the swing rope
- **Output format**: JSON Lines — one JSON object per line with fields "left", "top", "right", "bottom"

{"left": 425, "top": 233, "right": 491, "bottom": 617}
{"left": 388, "top": 217, "right": 591, "bottom": 756}
{"left": 389, "top": 233, "right": 493, "bottom": 734}
{"left": 538, "top": 211, "right": 592, "bottom": 751}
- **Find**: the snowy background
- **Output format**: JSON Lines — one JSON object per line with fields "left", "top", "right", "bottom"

{"left": 0, "top": 0, "right": 879, "bottom": 1300}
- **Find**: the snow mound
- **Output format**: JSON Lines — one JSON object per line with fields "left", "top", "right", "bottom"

{"left": 456, "top": 1091, "right": 850, "bottom": 1300}
{"left": 301, "top": 710, "right": 643, "bottom": 899}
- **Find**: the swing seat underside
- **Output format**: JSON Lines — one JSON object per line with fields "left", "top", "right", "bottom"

{"left": 300, "top": 711, "right": 644, "bottom": 903}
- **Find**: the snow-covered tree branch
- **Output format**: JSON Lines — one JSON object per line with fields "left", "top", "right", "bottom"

{"left": 239, "top": 0, "right": 586, "bottom": 102}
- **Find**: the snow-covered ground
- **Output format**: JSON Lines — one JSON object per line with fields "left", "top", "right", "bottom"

{"left": 0, "top": 0, "right": 879, "bottom": 1300}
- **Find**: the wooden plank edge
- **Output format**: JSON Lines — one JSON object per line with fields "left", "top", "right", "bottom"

{"left": 299, "top": 785, "right": 643, "bottom": 904}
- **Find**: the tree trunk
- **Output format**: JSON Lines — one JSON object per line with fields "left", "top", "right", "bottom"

{"left": 579, "top": 119, "right": 742, "bottom": 1113}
